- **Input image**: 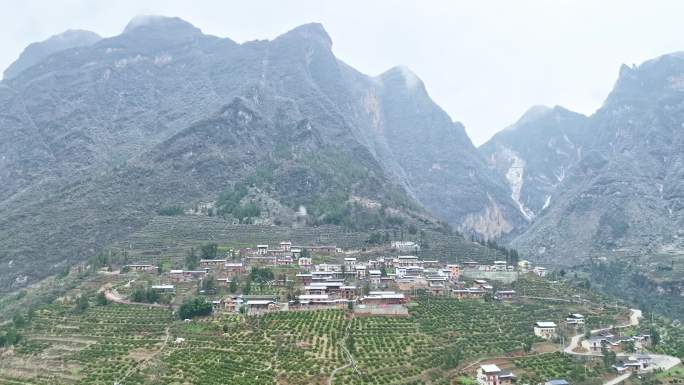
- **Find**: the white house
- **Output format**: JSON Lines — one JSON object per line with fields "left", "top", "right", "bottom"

{"left": 391, "top": 241, "right": 420, "bottom": 252}
{"left": 298, "top": 257, "right": 313, "bottom": 269}
{"left": 396, "top": 255, "right": 419, "bottom": 267}
{"left": 566, "top": 313, "right": 585, "bottom": 325}
{"left": 150, "top": 284, "right": 175, "bottom": 293}
{"left": 344, "top": 257, "right": 357, "bottom": 269}
{"left": 256, "top": 245, "right": 269, "bottom": 255}
{"left": 534, "top": 321, "right": 558, "bottom": 339}
{"left": 477, "top": 364, "right": 515, "bottom": 385}
{"left": 492, "top": 261, "right": 507, "bottom": 271}
{"left": 354, "top": 264, "right": 367, "bottom": 279}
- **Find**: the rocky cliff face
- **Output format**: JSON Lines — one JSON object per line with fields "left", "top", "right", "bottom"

{"left": 0, "top": 16, "right": 519, "bottom": 289}
{"left": 480, "top": 106, "right": 591, "bottom": 221}
{"left": 482, "top": 53, "right": 684, "bottom": 265}
{"left": 371, "top": 66, "right": 527, "bottom": 238}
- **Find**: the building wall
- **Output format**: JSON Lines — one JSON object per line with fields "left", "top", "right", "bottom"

{"left": 461, "top": 270, "right": 518, "bottom": 284}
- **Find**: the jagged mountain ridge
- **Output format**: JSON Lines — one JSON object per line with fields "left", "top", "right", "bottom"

{"left": 481, "top": 53, "right": 684, "bottom": 265}
{"left": 0, "top": 16, "right": 520, "bottom": 289}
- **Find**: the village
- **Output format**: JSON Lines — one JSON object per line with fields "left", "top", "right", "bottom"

{"left": 104, "top": 240, "right": 679, "bottom": 385}
{"left": 115, "top": 240, "right": 548, "bottom": 316}
{"left": 0, "top": 239, "right": 680, "bottom": 385}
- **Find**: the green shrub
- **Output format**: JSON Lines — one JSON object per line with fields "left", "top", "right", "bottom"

{"left": 178, "top": 297, "right": 213, "bottom": 320}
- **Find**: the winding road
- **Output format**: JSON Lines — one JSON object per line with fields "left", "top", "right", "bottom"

{"left": 564, "top": 309, "right": 642, "bottom": 356}
{"left": 564, "top": 308, "right": 680, "bottom": 385}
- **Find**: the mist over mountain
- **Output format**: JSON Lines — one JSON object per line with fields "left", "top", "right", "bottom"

{"left": 0, "top": 16, "right": 521, "bottom": 289}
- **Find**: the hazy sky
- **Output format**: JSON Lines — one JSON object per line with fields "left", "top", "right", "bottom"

{"left": 3, "top": 0, "right": 684, "bottom": 145}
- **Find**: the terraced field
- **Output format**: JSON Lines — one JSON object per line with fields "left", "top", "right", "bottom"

{"left": 0, "top": 303, "right": 173, "bottom": 385}
{"left": 512, "top": 275, "right": 627, "bottom": 329}
{"left": 0, "top": 277, "right": 625, "bottom": 385}
{"left": 107, "top": 215, "right": 506, "bottom": 265}
{"left": 513, "top": 352, "right": 603, "bottom": 385}
{"left": 644, "top": 317, "right": 684, "bottom": 360}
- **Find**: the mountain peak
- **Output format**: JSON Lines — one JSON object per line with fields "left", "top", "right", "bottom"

{"left": 504, "top": 105, "right": 551, "bottom": 131}
{"left": 3, "top": 29, "right": 101, "bottom": 80}
{"left": 520, "top": 104, "right": 551, "bottom": 119}
{"left": 123, "top": 15, "right": 202, "bottom": 36}
{"left": 279, "top": 23, "right": 332, "bottom": 48}
{"left": 53, "top": 29, "right": 101, "bottom": 41}
{"left": 378, "top": 65, "right": 424, "bottom": 91}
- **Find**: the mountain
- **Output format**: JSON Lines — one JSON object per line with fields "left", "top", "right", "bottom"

{"left": 3, "top": 29, "right": 102, "bottom": 80}
{"left": 482, "top": 53, "right": 684, "bottom": 265}
{"left": 479, "top": 105, "right": 591, "bottom": 221}
{"left": 0, "top": 16, "right": 517, "bottom": 289}
{"left": 372, "top": 66, "right": 527, "bottom": 238}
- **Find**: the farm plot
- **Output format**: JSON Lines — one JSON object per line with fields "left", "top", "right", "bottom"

{"left": 513, "top": 275, "right": 611, "bottom": 304}
{"left": 155, "top": 310, "right": 348, "bottom": 385}
{"left": 108, "top": 215, "right": 503, "bottom": 264}
{"left": 333, "top": 297, "right": 599, "bottom": 385}
{"left": 0, "top": 303, "right": 173, "bottom": 385}
{"left": 412, "top": 298, "right": 562, "bottom": 357}
{"left": 513, "top": 352, "right": 603, "bottom": 385}
{"left": 335, "top": 315, "right": 434, "bottom": 385}
{"left": 512, "top": 276, "right": 628, "bottom": 328}
{"left": 1, "top": 290, "right": 627, "bottom": 385}
{"left": 648, "top": 318, "right": 684, "bottom": 360}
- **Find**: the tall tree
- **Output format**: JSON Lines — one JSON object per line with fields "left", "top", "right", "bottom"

{"left": 185, "top": 247, "right": 199, "bottom": 269}
{"left": 200, "top": 243, "right": 219, "bottom": 259}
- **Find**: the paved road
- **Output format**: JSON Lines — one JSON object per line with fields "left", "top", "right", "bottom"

{"left": 603, "top": 373, "right": 631, "bottom": 385}
{"left": 644, "top": 354, "right": 681, "bottom": 372}
{"left": 564, "top": 308, "right": 642, "bottom": 356}
{"left": 564, "top": 308, "right": 681, "bottom": 382}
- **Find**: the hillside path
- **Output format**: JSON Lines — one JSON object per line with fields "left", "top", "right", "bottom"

{"left": 328, "top": 319, "right": 358, "bottom": 385}
{"left": 564, "top": 308, "right": 642, "bottom": 356}
{"left": 100, "top": 284, "right": 167, "bottom": 308}
{"left": 603, "top": 373, "right": 631, "bottom": 385}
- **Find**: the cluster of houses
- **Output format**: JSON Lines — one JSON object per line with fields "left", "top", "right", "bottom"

{"left": 476, "top": 351, "right": 655, "bottom": 385}
{"left": 587, "top": 329, "right": 652, "bottom": 352}
{"left": 476, "top": 349, "right": 656, "bottom": 385}
{"left": 118, "top": 244, "right": 663, "bottom": 382}
{"left": 475, "top": 354, "right": 653, "bottom": 385}
{"left": 243, "top": 241, "right": 338, "bottom": 267}
{"left": 612, "top": 354, "right": 654, "bottom": 373}
{"left": 459, "top": 259, "right": 547, "bottom": 277}
{"left": 121, "top": 241, "right": 554, "bottom": 315}
{"left": 531, "top": 314, "right": 586, "bottom": 340}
